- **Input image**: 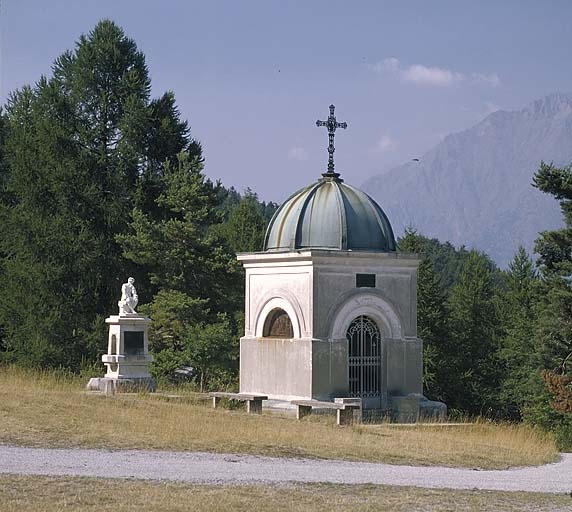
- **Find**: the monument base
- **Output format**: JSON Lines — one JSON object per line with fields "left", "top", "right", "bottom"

{"left": 102, "top": 314, "right": 153, "bottom": 379}
{"left": 87, "top": 312, "right": 156, "bottom": 394}
{"left": 87, "top": 376, "right": 156, "bottom": 394}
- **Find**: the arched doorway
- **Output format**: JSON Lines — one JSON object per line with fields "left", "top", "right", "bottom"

{"left": 347, "top": 315, "right": 382, "bottom": 408}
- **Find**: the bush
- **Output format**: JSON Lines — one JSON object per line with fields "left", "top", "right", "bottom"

{"left": 149, "top": 314, "right": 239, "bottom": 391}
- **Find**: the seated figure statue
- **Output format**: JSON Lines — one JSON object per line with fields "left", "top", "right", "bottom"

{"left": 118, "top": 277, "right": 139, "bottom": 315}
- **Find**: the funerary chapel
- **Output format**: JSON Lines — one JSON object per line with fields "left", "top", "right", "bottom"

{"left": 237, "top": 105, "right": 445, "bottom": 419}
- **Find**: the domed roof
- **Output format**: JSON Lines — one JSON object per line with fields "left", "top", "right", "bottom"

{"left": 264, "top": 175, "right": 396, "bottom": 252}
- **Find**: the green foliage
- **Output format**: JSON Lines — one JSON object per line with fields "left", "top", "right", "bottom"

{"left": 139, "top": 287, "right": 238, "bottom": 390}
{"left": 217, "top": 186, "right": 278, "bottom": 224}
{"left": 398, "top": 231, "right": 505, "bottom": 414}
{"left": 140, "top": 290, "right": 209, "bottom": 353}
{"left": 397, "top": 169, "right": 572, "bottom": 442}
{"left": 215, "top": 186, "right": 277, "bottom": 253}
{"left": 0, "top": 80, "right": 116, "bottom": 367}
{"left": 119, "top": 152, "right": 242, "bottom": 386}
{"left": 497, "top": 247, "right": 540, "bottom": 420}
{"left": 446, "top": 251, "right": 503, "bottom": 415}
{"left": 521, "top": 371, "right": 572, "bottom": 451}
{"left": 219, "top": 192, "right": 267, "bottom": 253}
{"left": 399, "top": 229, "right": 472, "bottom": 291}
{"left": 119, "top": 153, "right": 241, "bottom": 317}
{"left": 185, "top": 315, "right": 239, "bottom": 390}
{"left": 399, "top": 229, "right": 450, "bottom": 401}
{"left": 0, "top": 20, "right": 198, "bottom": 369}
{"left": 216, "top": 186, "right": 242, "bottom": 220}
{"left": 524, "top": 161, "right": 572, "bottom": 448}
{"left": 534, "top": 161, "right": 572, "bottom": 229}
{"left": 0, "top": 19, "right": 248, "bottom": 388}
{"left": 533, "top": 162, "right": 572, "bottom": 371}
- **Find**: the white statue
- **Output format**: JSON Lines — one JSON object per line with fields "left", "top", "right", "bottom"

{"left": 118, "top": 277, "right": 139, "bottom": 315}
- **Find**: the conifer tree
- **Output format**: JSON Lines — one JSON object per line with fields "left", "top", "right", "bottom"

{"left": 0, "top": 21, "right": 198, "bottom": 368}
{"left": 533, "top": 163, "right": 572, "bottom": 373}
{"left": 446, "top": 251, "right": 503, "bottom": 415}
{"left": 528, "top": 162, "right": 572, "bottom": 447}
{"left": 498, "top": 247, "right": 540, "bottom": 420}
{"left": 398, "top": 230, "right": 470, "bottom": 291}
{"left": 119, "top": 153, "right": 240, "bottom": 314}
{"left": 221, "top": 191, "right": 267, "bottom": 253}
{"left": 399, "top": 229, "right": 450, "bottom": 401}
{"left": 118, "top": 153, "right": 242, "bottom": 383}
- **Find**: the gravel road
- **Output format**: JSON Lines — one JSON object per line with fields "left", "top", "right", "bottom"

{"left": 1, "top": 445, "right": 571, "bottom": 493}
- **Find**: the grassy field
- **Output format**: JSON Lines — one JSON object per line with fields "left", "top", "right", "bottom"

{"left": 1, "top": 475, "right": 571, "bottom": 512}
{"left": 0, "top": 366, "right": 559, "bottom": 469}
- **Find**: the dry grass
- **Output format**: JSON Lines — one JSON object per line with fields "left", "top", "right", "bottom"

{"left": 1, "top": 475, "right": 571, "bottom": 512}
{"left": 0, "top": 366, "right": 559, "bottom": 469}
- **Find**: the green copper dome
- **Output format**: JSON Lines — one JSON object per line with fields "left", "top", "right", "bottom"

{"left": 264, "top": 175, "right": 396, "bottom": 252}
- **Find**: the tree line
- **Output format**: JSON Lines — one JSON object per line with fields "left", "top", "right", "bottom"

{"left": 0, "top": 21, "right": 275, "bottom": 388}
{"left": 0, "top": 21, "right": 569, "bottom": 447}
{"left": 399, "top": 162, "right": 572, "bottom": 447}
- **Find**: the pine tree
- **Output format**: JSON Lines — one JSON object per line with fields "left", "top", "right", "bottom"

{"left": 118, "top": 153, "right": 242, "bottom": 383}
{"left": 119, "top": 153, "right": 240, "bottom": 311}
{"left": 398, "top": 229, "right": 471, "bottom": 291}
{"left": 533, "top": 163, "right": 572, "bottom": 373}
{"left": 0, "top": 21, "right": 198, "bottom": 368}
{"left": 221, "top": 191, "right": 267, "bottom": 253}
{"left": 446, "top": 251, "right": 503, "bottom": 415}
{"left": 399, "top": 229, "right": 450, "bottom": 401}
{"left": 527, "top": 162, "right": 572, "bottom": 447}
{"left": 498, "top": 247, "right": 540, "bottom": 420}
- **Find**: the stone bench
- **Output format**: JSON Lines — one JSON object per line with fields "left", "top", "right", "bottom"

{"left": 291, "top": 399, "right": 361, "bottom": 426}
{"left": 209, "top": 392, "right": 268, "bottom": 415}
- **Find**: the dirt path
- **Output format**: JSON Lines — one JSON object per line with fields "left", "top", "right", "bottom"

{"left": 1, "top": 445, "right": 571, "bottom": 493}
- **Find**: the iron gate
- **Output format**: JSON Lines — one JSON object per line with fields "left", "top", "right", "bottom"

{"left": 347, "top": 316, "right": 381, "bottom": 402}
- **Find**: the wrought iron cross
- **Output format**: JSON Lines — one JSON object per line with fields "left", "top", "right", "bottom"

{"left": 316, "top": 104, "right": 347, "bottom": 178}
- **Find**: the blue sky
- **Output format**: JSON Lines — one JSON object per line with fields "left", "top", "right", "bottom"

{"left": 2, "top": 0, "right": 572, "bottom": 202}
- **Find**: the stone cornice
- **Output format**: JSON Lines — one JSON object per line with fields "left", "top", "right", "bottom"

{"left": 237, "top": 249, "right": 420, "bottom": 268}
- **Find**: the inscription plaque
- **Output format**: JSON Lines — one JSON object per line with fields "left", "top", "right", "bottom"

{"left": 356, "top": 273, "right": 376, "bottom": 288}
{"left": 124, "top": 331, "right": 144, "bottom": 355}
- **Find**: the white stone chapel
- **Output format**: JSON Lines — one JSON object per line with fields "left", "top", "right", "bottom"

{"left": 238, "top": 105, "right": 445, "bottom": 419}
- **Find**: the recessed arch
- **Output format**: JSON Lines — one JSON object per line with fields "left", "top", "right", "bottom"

{"left": 255, "top": 296, "right": 302, "bottom": 338}
{"left": 263, "top": 308, "right": 294, "bottom": 338}
{"left": 110, "top": 334, "right": 117, "bottom": 355}
{"left": 330, "top": 291, "right": 403, "bottom": 340}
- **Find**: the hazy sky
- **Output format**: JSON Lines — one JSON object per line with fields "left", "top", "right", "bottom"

{"left": 2, "top": 1, "right": 572, "bottom": 202}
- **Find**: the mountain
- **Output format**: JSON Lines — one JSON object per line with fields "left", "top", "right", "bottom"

{"left": 363, "top": 93, "right": 572, "bottom": 267}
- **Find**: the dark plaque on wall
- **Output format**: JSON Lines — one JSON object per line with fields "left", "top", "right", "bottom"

{"left": 356, "top": 273, "right": 376, "bottom": 288}
{"left": 124, "top": 331, "right": 144, "bottom": 355}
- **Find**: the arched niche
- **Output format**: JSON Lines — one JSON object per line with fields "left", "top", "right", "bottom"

{"left": 110, "top": 334, "right": 117, "bottom": 355}
{"left": 263, "top": 308, "right": 294, "bottom": 338}
{"left": 255, "top": 297, "right": 302, "bottom": 338}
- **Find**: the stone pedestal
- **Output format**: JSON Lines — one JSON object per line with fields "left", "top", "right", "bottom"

{"left": 87, "top": 314, "right": 155, "bottom": 393}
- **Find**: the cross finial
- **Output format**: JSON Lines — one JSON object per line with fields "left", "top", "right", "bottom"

{"left": 316, "top": 104, "right": 347, "bottom": 179}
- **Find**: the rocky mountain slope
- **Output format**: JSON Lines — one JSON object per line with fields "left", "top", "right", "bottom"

{"left": 364, "top": 94, "right": 572, "bottom": 267}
